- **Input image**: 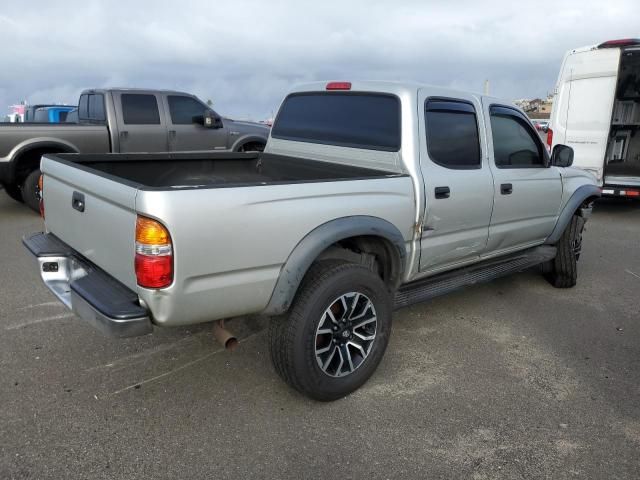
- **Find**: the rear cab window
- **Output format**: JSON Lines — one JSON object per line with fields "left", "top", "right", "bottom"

{"left": 425, "top": 99, "right": 481, "bottom": 169}
{"left": 121, "top": 94, "right": 161, "bottom": 125}
{"left": 271, "top": 92, "right": 401, "bottom": 151}
{"left": 78, "top": 93, "right": 106, "bottom": 123}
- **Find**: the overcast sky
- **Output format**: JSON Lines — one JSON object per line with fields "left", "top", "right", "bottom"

{"left": 1, "top": 0, "right": 638, "bottom": 120}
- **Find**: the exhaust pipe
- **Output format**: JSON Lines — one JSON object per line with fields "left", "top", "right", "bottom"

{"left": 213, "top": 320, "right": 238, "bottom": 351}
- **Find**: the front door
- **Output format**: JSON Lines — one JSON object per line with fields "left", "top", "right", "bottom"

{"left": 164, "top": 95, "right": 229, "bottom": 152}
{"left": 482, "top": 102, "right": 562, "bottom": 255}
{"left": 418, "top": 88, "right": 495, "bottom": 273}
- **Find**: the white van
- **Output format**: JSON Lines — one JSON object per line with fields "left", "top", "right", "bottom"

{"left": 548, "top": 39, "right": 640, "bottom": 197}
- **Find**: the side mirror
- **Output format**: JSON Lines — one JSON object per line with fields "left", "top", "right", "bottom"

{"left": 551, "top": 144, "right": 574, "bottom": 167}
{"left": 192, "top": 111, "right": 223, "bottom": 129}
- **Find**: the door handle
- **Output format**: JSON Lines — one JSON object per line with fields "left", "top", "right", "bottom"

{"left": 434, "top": 186, "right": 450, "bottom": 199}
{"left": 71, "top": 191, "right": 85, "bottom": 212}
{"left": 120, "top": 131, "right": 128, "bottom": 139}
{"left": 500, "top": 183, "right": 513, "bottom": 195}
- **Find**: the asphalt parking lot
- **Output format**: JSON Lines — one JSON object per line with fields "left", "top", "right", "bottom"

{"left": 1, "top": 193, "right": 639, "bottom": 479}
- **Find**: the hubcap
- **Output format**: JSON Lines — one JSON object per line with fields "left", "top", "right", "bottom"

{"left": 314, "top": 292, "right": 377, "bottom": 378}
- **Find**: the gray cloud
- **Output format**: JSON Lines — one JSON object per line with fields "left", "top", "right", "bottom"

{"left": 1, "top": 0, "right": 638, "bottom": 120}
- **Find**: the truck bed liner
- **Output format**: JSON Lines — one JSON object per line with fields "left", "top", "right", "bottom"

{"left": 49, "top": 152, "right": 401, "bottom": 190}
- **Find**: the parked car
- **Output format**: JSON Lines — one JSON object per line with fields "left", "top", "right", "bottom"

{"left": 0, "top": 88, "right": 270, "bottom": 211}
{"left": 24, "top": 104, "right": 57, "bottom": 122}
{"left": 548, "top": 38, "right": 640, "bottom": 198}
{"left": 533, "top": 120, "right": 549, "bottom": 132}
{"left": 24, "top": 80, "right": 599, "bottom": 401}
{"left": 64, "top": 108, "right": 78, "bottom": 123}
{"left": 33, "top": 106, "right": 77, "bottom": 123}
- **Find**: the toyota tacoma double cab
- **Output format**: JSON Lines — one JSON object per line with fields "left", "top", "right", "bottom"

{"left": 0, "top": 88, "right": 270, "bottom": 211}
{"left": 24, "top": 81, "right": 600, "bottom": 401}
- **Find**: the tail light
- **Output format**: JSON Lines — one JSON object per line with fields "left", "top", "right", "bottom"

{"left": 38, "top": 174, "right": 44, "bottom": 219}
{"left": 546, "top": 128, "right": 553, "bottom": 150}
{"left": 326, "top": 81, "right": 352, "bottom": 90}
{"left": 135, "top": 216, "right": 173, "bottom": 288}
{"left": 598, "top": 39, "right": 640, "bottom": 49}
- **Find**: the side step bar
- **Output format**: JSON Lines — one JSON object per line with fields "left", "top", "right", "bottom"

{"left": 394, "top": 246, "right": 557, "bottom": 310}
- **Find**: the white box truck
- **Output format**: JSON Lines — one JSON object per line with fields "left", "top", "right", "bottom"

{"left": 548, "top": 38, "right": 640, "bottom": 198}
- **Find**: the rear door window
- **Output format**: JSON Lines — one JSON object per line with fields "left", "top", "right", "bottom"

{"left": 425, "top": 99, "right": 481, "bottom": 169}
{"left": 168, "top": 95, "right": 206, "bottom": 124}
{"left": 121, "top": 94, "right": 161, "bottom": 125}
{"left": 272, "top": 92, "right": 400, "bottom": 151}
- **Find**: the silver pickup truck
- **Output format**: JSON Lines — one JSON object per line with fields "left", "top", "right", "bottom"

{"left": 1, "top": 88, "right": 269, "bottom": 211}
{"left": 24, "top": 81, "right": 600, "bottom": 401}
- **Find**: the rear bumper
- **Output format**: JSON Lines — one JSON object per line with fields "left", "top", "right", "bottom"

{"left": 601, "top": 185, "right": 640, "bottom": 198}
{"left": 23, "top": 232, "right": 152, "bottom": 337}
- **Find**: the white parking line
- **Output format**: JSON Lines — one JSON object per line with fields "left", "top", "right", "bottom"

{"left": 85, "top": 335, "right": 199, "bottom": 372}
{"left": 110, "top": 348, "right": 225, "bottom": 395}
{"left": 625, "top": 269, "right": 640, "bottom": 280}
{"left": 110, "top": 331, "right": 261, "bottom": 395}
{"left": 17, "top": 301, "right": 65, "bottom": 311}
{"left": 5, "top": 312, "right": 75, "bottom": 330}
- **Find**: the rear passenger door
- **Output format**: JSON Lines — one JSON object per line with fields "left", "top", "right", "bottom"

{"left": 163, "top": 94, "right": 229, "bottom": 152}
{"left": 483, "top": 102, "right": 562, "bottom": 254}
{"left": 113, "top": 92, "right": 169, "bottom": 152}
{"left": 418, "top": 90, "right": 495, "bottom": 272}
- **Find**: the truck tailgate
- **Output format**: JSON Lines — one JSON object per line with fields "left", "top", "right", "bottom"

{"left": 41, "top": 155, "right": 139, "bottom": 290}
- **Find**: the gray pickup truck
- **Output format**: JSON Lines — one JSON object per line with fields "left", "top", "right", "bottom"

{"left": 24, "top": 81, "right": 600, "bottom": 401}
{"left": 0, "top": 88, "right": 270, "bottom": 211}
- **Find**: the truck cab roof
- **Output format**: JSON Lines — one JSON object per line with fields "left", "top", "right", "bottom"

{"left": 80, "top": 88, "right": 195, "bottom": 97}
{"left": 288, "top": 80, "right": 507, "bottom": 102}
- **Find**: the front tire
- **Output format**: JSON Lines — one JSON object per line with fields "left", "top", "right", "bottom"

{"left": 545, "top": 214, "right": 585, "bottom": 288}
{"left": 237, "top": 142, "right": 265, "bottom": 152}
{"left": 269, "top": 261, "right": 392, "bottom": 401}
{"left": 21, "top": 169, "right": 41, "bottom": 213}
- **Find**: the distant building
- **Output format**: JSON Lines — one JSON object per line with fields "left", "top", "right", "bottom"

{"left": 514, "top": 94, "right": 553, "bottom": 120}
{"left": 5, "top": 103, "right": 26, "bottom": 122}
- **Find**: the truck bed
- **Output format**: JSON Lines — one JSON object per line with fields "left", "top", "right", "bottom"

{"left": 50, "top": 152, "right": 400, "bottom": 189}
{"left": 40, "top": 150, "right": 414, "bottom": 314}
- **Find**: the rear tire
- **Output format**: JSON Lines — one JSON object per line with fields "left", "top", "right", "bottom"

{"left": 545, "top": 214, "right": 584, "bottom": 288}
{"left": 21, "top": 169, "right": 41, "bottom": 213}
{"left": 2, "top": 183, "right": 24, "bottom": 203}
{"left": 269, "top": 260, "right": 392, "bottom": 401}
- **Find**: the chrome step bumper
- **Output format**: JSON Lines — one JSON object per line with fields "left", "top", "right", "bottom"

{"left": 23, "top": 232, "right": 152, "bottom": 338}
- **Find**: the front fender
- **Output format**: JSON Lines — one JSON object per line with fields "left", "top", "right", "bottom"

{"left": 262, "top": 216, "right": 407, "bottom": 315}
{"left": 545, "top": 184, "right": 601, "bottom": 244}
{"left": 230, "top": 134, "right": 268, "bottom": 151}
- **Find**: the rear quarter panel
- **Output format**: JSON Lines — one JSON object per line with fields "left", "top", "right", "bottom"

{"left": 136, "top": 176, "right": 415, "bottom": 326}
{"left": 0, "top": 125, "right": 110, "bottom": 161}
